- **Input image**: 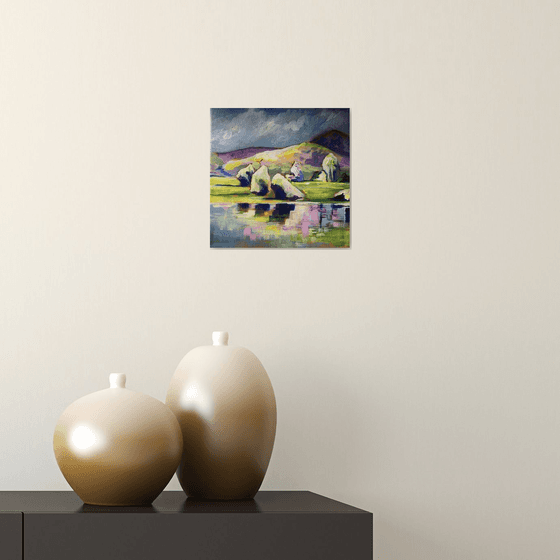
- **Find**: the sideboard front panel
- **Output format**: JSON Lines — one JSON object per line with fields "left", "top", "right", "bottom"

{"left": 24, "top": 512, "right": 372, "bottom": 560}
{"left": 0, "top": 512, "right": 22, "bottom": 560}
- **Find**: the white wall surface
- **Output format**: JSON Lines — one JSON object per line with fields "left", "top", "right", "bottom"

{"left": 1, "top": 1, "right": 559, "bottom": 558}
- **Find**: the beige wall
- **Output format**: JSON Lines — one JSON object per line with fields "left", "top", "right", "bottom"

{"left": 1, "top": 0, "right": 559, "bottom": 558}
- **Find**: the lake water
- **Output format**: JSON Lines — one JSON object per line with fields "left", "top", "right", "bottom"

{"left": 210, "top": 202, "right": 350, "bottom": 248}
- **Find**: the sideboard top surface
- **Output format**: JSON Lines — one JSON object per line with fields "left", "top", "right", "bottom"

{"left": 0, "top": 491, "right": 370, "bottom": 515}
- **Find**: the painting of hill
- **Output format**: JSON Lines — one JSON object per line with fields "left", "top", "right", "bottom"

{"left": 218, "top": 142, "right": 349, "bottom": 181}
{"left": 210, "top": 108, "right": 350, "bottom": 249}
{"left": 310, "top": 129, "right": 350, "bottom": 157}
{"left": 217, "top": 146, "right": 276, "bottom": 162}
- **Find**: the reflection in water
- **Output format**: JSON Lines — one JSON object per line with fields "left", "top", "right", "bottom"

{"left": 210, "top": 202, "right": 350, "bottom": 248}
{"left": 271, "top": 203, "right": 296, "bottom": 222}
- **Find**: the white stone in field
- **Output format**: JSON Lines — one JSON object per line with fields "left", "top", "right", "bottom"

{"left": 270, "top": 174, "right": 304, "bottom": 200}
{"left": 250, "top": 165, "right": 271, "bottom": 195}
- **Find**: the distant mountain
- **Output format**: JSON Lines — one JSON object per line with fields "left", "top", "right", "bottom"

{"left": 310, "top": 130, "right": 350, "bottom": 157}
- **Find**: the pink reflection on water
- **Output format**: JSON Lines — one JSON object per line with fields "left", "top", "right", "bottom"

{"left": 300, "top": 205, "right": 321, "bottom": 237}
{"left": 308, "top": 205, "right": 320, "bottom": 226}
{"left": 243, "top": 226, "right": 257, "bottom": 241}
{"left": 301, "top": 219, "right": 309, "bottom": 237}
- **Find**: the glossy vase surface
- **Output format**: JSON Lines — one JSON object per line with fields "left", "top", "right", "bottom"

{"left": 53, "top": 373, "right": 183, "bottom": 506}
{"left": 166, "top": 332, "right": 277, "bottom": 500}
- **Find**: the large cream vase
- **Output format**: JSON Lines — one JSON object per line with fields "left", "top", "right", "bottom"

{"left": 166, "top": 332, "right": 277, "bottom": 500}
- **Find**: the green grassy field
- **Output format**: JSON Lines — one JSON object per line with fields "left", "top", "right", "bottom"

{"left": 210, "top": 177, "right": 349, "bottom": 204}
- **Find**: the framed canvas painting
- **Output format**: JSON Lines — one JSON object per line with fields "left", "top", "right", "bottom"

{"left": 210, "top": 108, "right": 350, "bottom": 248}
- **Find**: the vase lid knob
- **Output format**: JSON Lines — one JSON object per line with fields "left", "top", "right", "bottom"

{"left": 109, "top": 373, "right": 126, "bottom": 388}
{"left": 212, "top": 332, "right": 229, "bottom": 346}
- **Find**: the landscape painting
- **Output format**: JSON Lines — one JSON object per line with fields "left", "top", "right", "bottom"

{"left": 210, "top": 108, "right": 350, "bottom": 248}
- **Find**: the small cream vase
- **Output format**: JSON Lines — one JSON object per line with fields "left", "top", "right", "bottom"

{"left": 53, "top": 373, "right": 183, "bottom": 506}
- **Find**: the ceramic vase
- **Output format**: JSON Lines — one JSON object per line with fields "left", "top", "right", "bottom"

{"left": 166, "top": 332, "right": 277, "bottom": 500}
{"left": 53, "top": 373, "right": 183, "bottom": 506}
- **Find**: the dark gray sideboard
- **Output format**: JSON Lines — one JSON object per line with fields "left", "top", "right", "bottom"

{"left": 0, "top": 491, "right": 372, "bottom": 560}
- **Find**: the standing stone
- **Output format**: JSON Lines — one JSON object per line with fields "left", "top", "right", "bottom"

{"left": 322, "top": 153, "right": 340, "bottom": 182}
{"left": 236, "top": 164, "right": 255, "bottom": 186}
{"left": 270, "top": 174, "right": 304, "bottom": 200}
{"left": 250, "top": 165, "right": 271, "bottom": 195}
{"left": 288, "top": 162, "right": 304, "bottom": 182}
{"left": 333, "top": 189, "right": 350, "bottom": 201}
